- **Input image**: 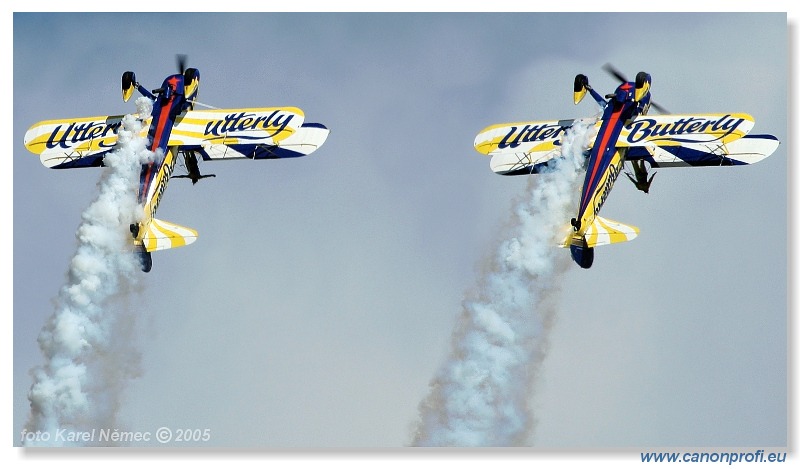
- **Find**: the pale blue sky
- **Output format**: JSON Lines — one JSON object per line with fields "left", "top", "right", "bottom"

{"left": 11, "top": 11, "right": 789, "bottom": 456}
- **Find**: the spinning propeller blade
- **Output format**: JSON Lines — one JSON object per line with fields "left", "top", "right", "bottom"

{"left": 649, "top": 101, "right": 669, "bottom": 114}
{"left": 177, "top": 54, "right": 187, "bottom": 74}
{"left": 602, "top": 63, "right": 669, "bottom": 114}
{"left": 602, "top": 63, "right": 629, "bottom": 83}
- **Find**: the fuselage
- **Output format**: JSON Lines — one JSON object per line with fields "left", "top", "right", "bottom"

{"left": 574, "top": 82, "right": 645, "bottom": 234}
{"left": 132, "top": 73, "right": 195, "bottom": 249}
{"left": 568, "top": 81, "right": 648, "bottom": 268}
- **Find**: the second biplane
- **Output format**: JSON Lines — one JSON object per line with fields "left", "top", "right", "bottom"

{"left": 474, "top": 65, "right": 779, "bottom": 269}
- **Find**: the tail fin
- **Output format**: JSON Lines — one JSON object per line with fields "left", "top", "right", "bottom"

{"left": 141, "top": 218, "right": 198, "bottom": 252}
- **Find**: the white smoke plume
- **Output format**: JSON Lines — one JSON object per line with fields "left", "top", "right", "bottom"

{"left": 23, "top": 98, "right": 154, "bottom": 446}
{"left": 412, "top": 118, "right": 597, "bottom": 446}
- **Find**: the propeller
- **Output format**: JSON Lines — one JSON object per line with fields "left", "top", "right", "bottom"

{"left": 602, "top": 63, "right": 669, "bottom": 114}
{"left": 176, "top": 54, "right": 188, "bottom": 75}
{"left": 647, "top": 100, "right": 669, "bottom": 115}
{"left": 602, "top": 63, "right": 628, "bottom": 84}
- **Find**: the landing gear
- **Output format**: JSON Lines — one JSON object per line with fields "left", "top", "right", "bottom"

{"left": 183, "top": 67, "right": 199, "bottom": 110}
{"left": 574, "top": 73, "right": 588, "bottom": 89}
{"left": 184, "top": 67, "right": 198, "bottom": 83}
{"left": 122, "top": 71, "right": 136, "bottom": 102}
{"left": 634, "top": 71, "right": 651, "bottom": 104}
{"left": 570, "top": 217, "right": 581, "bottom": 231}
{"left": 573, "top": 74, "right": 589, "bottom": 104}
{"left": 635, "top": 71, "right": 649, "bottom": 89}
{"left": 625, "top": 160, "right": 656, "bottom": 194}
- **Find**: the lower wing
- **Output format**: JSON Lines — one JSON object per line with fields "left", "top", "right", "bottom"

{"left": 625, "top": 134, "right": 779, "bottom": 167}
{"left": 187, "top": 123, "right": 330, "bottom": 160}
{"left": 488, "top": 149, "right": 564, "bottom": 175}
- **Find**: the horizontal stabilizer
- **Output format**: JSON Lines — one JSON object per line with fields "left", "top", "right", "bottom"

{"left": 142, "top": 218, "right": 198, "bottom": 252}
{"left": 561, "top": 216, "right": 639, "bottom": 249}
{"left": 584, "top": 216, "right": 639, "bottom": 247}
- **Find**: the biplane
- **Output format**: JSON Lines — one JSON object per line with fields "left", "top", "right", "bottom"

{"left": 474, "top": 65, "right": 779, "bottom": 269}
{"left": 24, "top": 58, "right": 329, "bottom": 272}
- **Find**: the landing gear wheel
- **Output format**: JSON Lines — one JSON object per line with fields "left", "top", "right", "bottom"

{"left": 184, "top": 67, "right": 198, "bottom": 83}
{"left": 635, "top": 71, "right": 648, "bottom": 89}
{"left": 122, "top": 71, "right": 136, "bottom": 102}
{"left": 574, "top": 74, "right": 588, "bottom": 93}
{"left": 183, "top": 68, "right": 199, "bottom": 109}
{"left": 573, "top": 74, "right": 590, "bottom": 104}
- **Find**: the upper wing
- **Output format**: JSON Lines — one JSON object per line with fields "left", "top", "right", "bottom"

{"left": 475, "top": 118, "right": 592, "bottom": 175}
{"left": 25, "top": 107, "right": 309, "bottom": 169}
{"left": 187, "top": 123, "right": 330, "bottom": 160}
{"left": 626, "top": 134, "right": 780, "bottom": 168}
{"left": 168, "top": 107, "right": 306, "bottom": 147}
{"left": 619, "top": 112, "right": 776, "bottom": 167}
{"left": 616, "top": 113, "right": 754, "bottom": 147}
{"left": 24, "top": 115, "right": 150, "bottom": 169}
{"left": 478, "top": 113, "right": 768, "bottom": 175}
{"left": 474, "top": 119, "right": 578, "bottom": 155}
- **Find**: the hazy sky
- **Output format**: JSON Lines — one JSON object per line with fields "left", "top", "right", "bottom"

{"left": 10, "top": 10, "right": 788, "bottom": 458}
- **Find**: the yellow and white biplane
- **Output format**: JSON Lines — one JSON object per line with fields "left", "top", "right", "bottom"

{"left": 474, "top": 65, "right": 779, "bottom": 268}
{"left": 24, "top": 58, "right": 329, "bottom": 271}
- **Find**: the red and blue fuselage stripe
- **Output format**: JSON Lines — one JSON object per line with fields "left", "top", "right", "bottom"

{"left": 576, "top": 82, "right": 638, "bottom": 219}
{"left": 138, "top": 74, "right": 187, "bottom": 204}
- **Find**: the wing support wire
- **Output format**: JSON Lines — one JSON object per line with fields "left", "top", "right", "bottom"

{"left": 513, "top": 152, "right": 536, "bottom": 175}
{"left": 704, "top": 142, "right": 731, "bottom": 166}
{"left": 187, "top": 100, "right": 220, "bottom": 110}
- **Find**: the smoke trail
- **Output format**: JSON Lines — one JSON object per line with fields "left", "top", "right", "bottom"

{"left": 23, "top": 98, "right": 154, "bottom": 446}
{"left": 412, "top": 118, "right": 597, "bottom": 446}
